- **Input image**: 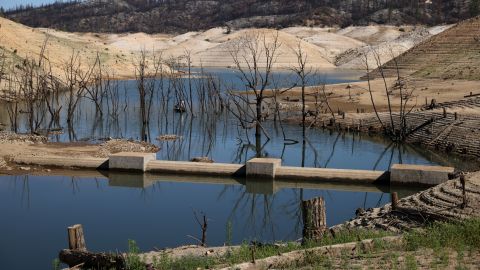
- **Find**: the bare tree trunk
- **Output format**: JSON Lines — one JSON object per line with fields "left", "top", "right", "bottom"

{"left": 302, "top": 197, "right": 327, "bottom": 243}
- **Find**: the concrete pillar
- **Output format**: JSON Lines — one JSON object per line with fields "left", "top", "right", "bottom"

{"left": 246, "top": 158, "right": 281, "bottom": 179}
{"left": 390, "top": 164, "right": 454, "bottom": 185}
{"left": 109, "top": 152, "right": 156, "bottom": 172}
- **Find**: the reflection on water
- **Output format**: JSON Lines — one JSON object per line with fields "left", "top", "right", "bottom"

{"left": 0, "top": 173, "right": 419, "bottom": 270}
{"left": 0, "top": 68, "right": 471, "bottom": 170}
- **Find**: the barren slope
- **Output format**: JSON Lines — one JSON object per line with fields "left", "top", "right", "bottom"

{"left": 192, "top": 29, "right": 334, "bottom": 68}
{"left": 376, "top": 16, "right": 480, "bottom": 80}
{"left": 0, "top": 17, "right": 144, "bottom": 80}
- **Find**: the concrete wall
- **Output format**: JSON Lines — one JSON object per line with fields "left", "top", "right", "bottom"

{"left": 390, "top": 164, "right": 454, "bottom": 185}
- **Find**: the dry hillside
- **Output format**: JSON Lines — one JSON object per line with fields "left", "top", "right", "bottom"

{"left": 0, "top": 17, "right": 151, "bottom": 80}
{"left": 375, "top": 16, "right": 480, "bottom": 80}
{"left": 0, "top": 16, "right": 453, "bottom": 84}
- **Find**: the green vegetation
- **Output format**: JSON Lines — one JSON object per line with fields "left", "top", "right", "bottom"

{"left": 51, "top": 258, "right": 60, "bottom": 270}
{"left": 125, "top": 229, "right": 393, "bottom": 270}
{"left": 123, "top": 219, "right": 480, "bottom": 269}
{"left": 404, "top": 218, "right": 480, "bottom": 252}
{"left": 286, "top": 219, "right": 480, "bottom": 269}
{"left": 126, "top": 240, "right": 147, "bottom": 270}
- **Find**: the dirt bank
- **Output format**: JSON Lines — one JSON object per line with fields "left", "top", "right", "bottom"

{"left": 0, "top": 132, "right": 158, "bottom": 173}
{"left": 276, "top": 77, "right": 480, "bottom": 160}
{"left": 279, "top": 77, "right": 480, "bottom": 114}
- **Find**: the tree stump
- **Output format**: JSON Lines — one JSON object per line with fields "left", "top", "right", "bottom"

{"left": 391, "top": 192, "right": 399, "bottom": 210}
{"left": 302, "top": 197, "right": 327, "bottom": 242}
{"left": 68, "top": 224, "right": 87, "bottom": 251}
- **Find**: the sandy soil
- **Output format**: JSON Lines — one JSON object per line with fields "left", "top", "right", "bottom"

{"left": 0, "top": 17, "right": 147, "bottom": 81}
{"left": 0, "top": 133, "right": 158, "bottom": 173}
{"left": 279, "top": 78, "right": 480, "bottom": 115}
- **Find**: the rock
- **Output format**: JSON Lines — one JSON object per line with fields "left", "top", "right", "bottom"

{"left": 20, "top": 166, "right": 31, "bottom": 171}
{"left": 157, "top": 134, "right": 182, "bottom": 141}
{"left": 191, "top": 157, "right": 214, "bottom": 163}
{"left": 355, "top": 208, "right": 365, "bottom": 216}
{"left": 0, "top": 158, "right": 6, "bottom": 168}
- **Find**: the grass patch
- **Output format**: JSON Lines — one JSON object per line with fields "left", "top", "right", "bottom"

{"left": 125, "top": 219, "right": 480, "bottom": 269}
{"left": 126, "top": 229, "right": 393, "bottom": 270}
{"left": 404, "top": 218, "right": 480, "bottom": 252}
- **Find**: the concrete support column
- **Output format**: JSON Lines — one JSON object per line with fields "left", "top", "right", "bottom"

{"left": 246, "top": 158, "right": 282, "bottom": 179}
{"left": 390, "top": 164, "right": 454, "bottom": 185}
{"left": 109, "top": 152, "right": 156, "bottom": 172}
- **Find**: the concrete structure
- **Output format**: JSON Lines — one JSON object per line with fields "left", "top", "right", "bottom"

{"left": 277, "top": 166, "right": 388, "bottom": 183}
{"left": 13, "top": 156, "right": 108, "bottom": 170}
{"left": 390, "top": 164, "right": 454, "bottom": 185}
{"left": 10, "top": 153, "right": 455, "bottom": 187}
{"left": 246, "top": 158, "right": 282, "bottom": 179}
{"left": 147, "top": 160, "right": 244, "bottom": 177}
{"left": 109, "top": 152, "right": 156, "bottom": 172}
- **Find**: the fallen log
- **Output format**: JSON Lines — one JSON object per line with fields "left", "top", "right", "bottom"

{"left": 59, "top": 249, "right": 126, "bottom": 269}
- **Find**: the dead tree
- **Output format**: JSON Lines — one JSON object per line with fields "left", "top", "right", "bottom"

{"left": 135, "top": 49, "right": 163, "bottom": 141}
{"left": 292, "top": 43, "right": 313, "bottom": 142}
{"left": 363, "top": 47, "right": 417, "bottom": 141}
{"left": 291, "top": 43, "right": 314, "bottom": 167}
{"left": 84, "top": 53, "right": 107, "bottom": 118}
{"left": 228, "top": 30, "right": 281, "bottom": 156}
{"left": 188, "top": 211, "right": 208, "bottom": 247}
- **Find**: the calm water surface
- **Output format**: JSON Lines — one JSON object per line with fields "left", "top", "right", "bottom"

{"left": 0, "top": 173, "right": 412, "bottom": 270}
{"left": 0, "top": 69, "right": 465, "bottom": 269}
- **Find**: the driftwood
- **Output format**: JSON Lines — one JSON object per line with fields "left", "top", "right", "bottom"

{"left": 59, "top": 249, "right": 126, "bottom": 269}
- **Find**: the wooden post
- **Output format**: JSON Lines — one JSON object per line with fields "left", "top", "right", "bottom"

{"left": 302, "top": 197, "right": 327, "bottom": 242}
{"left": 455, "top": 112, "right": 458, "bottom": 120}
{"left": 68, "top": 224, "right": 87, "bottom": 251}
{"left": 391, "top": 192, "right": 399, "bottom": 210}
{"left": 460, "top": 174, "right": 467, "bottom": 208}
{"left": 443, "top": 108, "right": 447, "bottom": 118}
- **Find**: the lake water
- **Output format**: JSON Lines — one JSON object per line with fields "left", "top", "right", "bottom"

{"left": 0, "top": 68, "right": 468, "bottom": 269}
{"left": 0, "top": 68, "right": 454, "bottom": 169}
{"left": 0, "top": 173, "right": 423, "bottom": 270}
